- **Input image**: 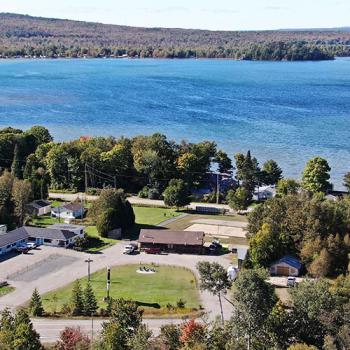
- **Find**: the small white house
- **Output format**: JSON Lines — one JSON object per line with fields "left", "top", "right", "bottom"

{"left": 270, "top": 256, "right": 302, "bottom": 277}
{"left": 49, "top": 223, "right": 85, "bottom": 238}
{"left": 253, "top": 185, "right": 276, "bottom": 201}
{"left": 51, "top": 202, "right": 85, "bottom": 222}
{"left": 27, "top": 200, "right": 52, "bottom": 216}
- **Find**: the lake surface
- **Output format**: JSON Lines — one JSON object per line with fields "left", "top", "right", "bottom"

{"left": 0, "top": 58, "right": 350, "bottom": 188}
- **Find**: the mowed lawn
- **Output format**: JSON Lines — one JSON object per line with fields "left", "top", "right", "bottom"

{"left": 41, "top": 265, "right": 199, "bottom": 314}
{"left": 133, "top": 206, "right": 181, "bottom": 226}
{"left": 0, "top": 285, "right": 15, "bottom": 297}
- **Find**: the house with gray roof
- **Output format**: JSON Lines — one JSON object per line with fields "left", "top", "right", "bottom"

{"left": 0, "top": 228, "right": 28, "bottom": 255}
{"left": 51, "top": 202, "right": 85, "bottom": 222}
{"left": 0, "top": 224, "right": 85, "bottom": 254}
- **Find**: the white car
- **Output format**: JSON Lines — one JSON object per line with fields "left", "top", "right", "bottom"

{"left": 123, "top": 244, "right": 136, "bottom": 255}
{"left": 26, "top": 242, "right": 37, "bottom": 249}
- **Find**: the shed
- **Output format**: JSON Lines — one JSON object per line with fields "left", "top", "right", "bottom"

{"left": 27, "top": 200, "right": 52, "bottom": 216}
{"left": 270, "top": 256, "right": 302, "bottom": 277}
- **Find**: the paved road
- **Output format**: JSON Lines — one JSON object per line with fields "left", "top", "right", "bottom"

{"left": 49, "top": 192, "right": 231, "bottom": 211}
{"left": 33, "top": 317, "right": 185, "bottom": 343}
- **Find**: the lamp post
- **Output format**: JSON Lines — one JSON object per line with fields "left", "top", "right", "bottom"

{"left": 106, "top": 266, "right": 111, "bottom": 300}
{"left": 85, "top": 257, "right": 93, "bottom": 281}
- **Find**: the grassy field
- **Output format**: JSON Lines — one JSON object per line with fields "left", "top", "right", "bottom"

{"left": 0, "top": 285, "right": 15, "bottom": 297}
{"left": 41, "top": 265, "right": 199, "bottom": 316}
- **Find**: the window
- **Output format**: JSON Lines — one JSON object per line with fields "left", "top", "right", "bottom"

{"left": 44, "top": 239, "right": 52, "bottom": 243}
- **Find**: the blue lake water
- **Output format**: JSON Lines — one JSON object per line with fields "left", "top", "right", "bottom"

{"left": 0, "top": 58, "right": 350, "bottom": 188}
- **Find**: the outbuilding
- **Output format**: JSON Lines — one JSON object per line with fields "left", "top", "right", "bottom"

{"left": 270, "top": 256, "right": 302, "bottom": 277}
{"left": 27, "top": 200, "right": 52, "bottom": 216}
{"left": 139, "top": 229, "right": 205, "bottom": 254}
{"left": 51, "top": 202, "right": 85, "bottom": 222}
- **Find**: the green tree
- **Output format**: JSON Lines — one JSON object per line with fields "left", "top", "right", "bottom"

{"left": 83, "top": 282, "right": 98, "bottom": 316}
{"left": 343, "top": 172, "right": 350, "bottom": 193}
{"left": 0, "top": 171, "right": 14, "bottom": 228}
{"left": 13, "top": 309, "right": 42, "bottom": 350}
{"left": 226, "top": 187, "right": 251, "bottom": 210}
{"left": 249, "top": 223, "right": 280, "bottom": 267}
{"left": 127, "top": 325, "right": 152, "bottom": 350}
{"left": 0, "top": 308, "right": 15, "bottom": 350}
{"left": 160, "top": 324, "right": 181, "bottom": 350}
{"left": 26, "top": 126, "right": 53, "bottom": 146}
{"left": 276, "top": 178, "right": 300, "bottom": 197}
{"left": 302, "top": 157, "right": 331, "bottom": 193}
{"left": 197, "top": 261, "right": 232, "bottom": 323}
{"left": 96, "top": 208, "right": 121, "bottom": 238}
{"left": 29, "top": 288, "right": 44, "bottom": 317}
{"left": 12, "top": 178, "right": 32, "bottom": 226}
{"left": 163, "top": 178, "right": 191, "bottom": 209}
{"left": 230, "top": 268, "right": 277, "bottom": 350}
{"left": 11, "top": 143, "right": 22, "bottom": 178}
{"left": 100, "top": 299, "right": 143, "bottom": 350}
{"left": 261, "top": 159, "right": 283, "bottom": 185}
{"left": 70, "top": 280, "right": 84, "bottom": 316}
{"left": 214, "top": 150, "right": 232, "bottom": 173}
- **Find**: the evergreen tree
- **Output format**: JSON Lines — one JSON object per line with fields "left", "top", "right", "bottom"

{"left": 13, "top": 309, "right": 42, "bottom": 350}
{"left": 262, "top": 159, "right": 283, "bottom": 185}
{"left": 11, "top": 143, "right": 22, "bottom": 179}
{"left": 70, "top": 280, "right": 84, "bottom": 316}
{"left": 0, "top": 308, "right": 15, "bottom": 349}
{"left": 29, "top": 288, "right": 44, "bottom": 317}
{"left": 83, "top": 282, "right": 98, "bottom": 316}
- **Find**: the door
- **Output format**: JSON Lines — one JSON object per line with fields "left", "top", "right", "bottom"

{"left": 276, "top": 266, "right": 290, "bottom": 276}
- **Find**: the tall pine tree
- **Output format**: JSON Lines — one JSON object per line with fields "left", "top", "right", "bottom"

{"left": 11, "top": 144, "right": 22, "bottom": 179}
{"left": 29, "top": 288, "right": 44, "bottom": 317}
{"left": 70, "top": 280, "right": 84, "bottom": 316}
{"left": 83, "top": 282, "right": 98, "bottom": 316}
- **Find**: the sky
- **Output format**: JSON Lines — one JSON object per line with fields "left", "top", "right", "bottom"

{"left": 0, "top": 0, "right": 349, "bottom": 31}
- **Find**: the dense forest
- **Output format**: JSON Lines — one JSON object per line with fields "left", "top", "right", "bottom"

{"left": 1, "top": 13, "right": 350, "bottom": 60}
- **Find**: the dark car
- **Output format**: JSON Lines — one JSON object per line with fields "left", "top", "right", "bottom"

{"left": 16, "top": 246, "right": 29, "bottom": 254}
{"left": 144, "top": 247, "right": 161, "bottom": 254}
{"left": 208, "top": 241, "right": 222, "bottom": 254}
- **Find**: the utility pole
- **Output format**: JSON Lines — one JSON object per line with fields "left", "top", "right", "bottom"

{"left": 84, "top": 163, "right": 88, "bottom": 207}
{"left": 85, "top": 257, "right": 93, "bottom": 281}
{"left": 114, "top": 176, "right": 117, "bottom": 189}
{"left": 106, "top": 266, "right": 111, "bottom": 300}
{"left": 216, "top": 173, "right": 220, "bottom": 204}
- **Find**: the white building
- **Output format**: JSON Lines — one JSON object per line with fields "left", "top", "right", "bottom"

{"left": 51, "top": 202, "right": 85, "bottom": 222}
{"left": 253, "top": 185, "right": 276, "bottom": 201}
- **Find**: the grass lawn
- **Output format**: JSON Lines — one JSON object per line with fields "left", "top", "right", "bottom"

{"left": 41, "top": 265, "right": 200, "bottom": 317}
{"left": 29, "top": 215, "right": 61, "bottom": 227}
{"left": 0, "top": 285, "right": 15, "bottom": 297}
{"left": 84, "top": 226, "right": 118, "bottom": 253}
{"left": 133, "top": 206, "right": 181, "bottom": 225}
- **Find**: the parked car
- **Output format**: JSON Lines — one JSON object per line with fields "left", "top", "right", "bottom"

{"left": 209, "top": 240, "right": 222, "bottom": 254}
{"left": 144, "top": 247, "right": 161, "bottom": 254}
{"left": 123, "top": 244, "right": 137, "bottom": 255}
{"left": 16, "top": 245, "right": 29, "bottom": 254}
{"left": 26, "top": 242, "right": 37, "bottom": 250}
{"left": 287, "top": 276, "right": 297, "bottom": 287}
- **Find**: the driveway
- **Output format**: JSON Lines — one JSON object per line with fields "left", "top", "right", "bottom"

{"left": 0, "top": 243, "right": 234, "bottom": 321}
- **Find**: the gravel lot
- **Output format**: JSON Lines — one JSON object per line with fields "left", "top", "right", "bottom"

{"left": 8, "top": 254, "right": 79, "bottom": 282}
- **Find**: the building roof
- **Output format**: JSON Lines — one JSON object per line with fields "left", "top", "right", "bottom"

{"left": 139, "top": 229, "right": 204, "bottom": 246}
{"left": 0, "top": 227, "right": 28, "bottom": 247}
{"left": 271, "top": 256, "right": 302, "bottom": 270}
{"left": 62, "top": 202, "right": 84, "bottom": 212}
{"left": 28, "top": 200, "right": 51, "bottom": 209}
{"left": 50, "top": 223, "right": 85, "bottom": 231}
{"left": 24, "top": 226, "right": 77, "bottom": 240}
{"left": 3, "top": 226, "right": 79, "bottom": 244}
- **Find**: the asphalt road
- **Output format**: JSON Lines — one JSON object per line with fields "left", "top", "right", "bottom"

{"left": 33, "top": 317, "right": 185, "bottom": 343}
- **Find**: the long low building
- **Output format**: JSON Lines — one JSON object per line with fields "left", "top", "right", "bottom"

{"left": 138, "top": 229, "right": 205, "bottom": 254}
{"left": 0, "top": 224, "right": 85, "bottom": 255}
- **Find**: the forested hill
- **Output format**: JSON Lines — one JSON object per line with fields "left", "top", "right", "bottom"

{"left": 1, "top": 13, "right": 350, "bottom": 60}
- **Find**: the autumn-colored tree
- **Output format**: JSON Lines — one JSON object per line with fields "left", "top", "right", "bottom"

{"left": 180, "top": 319, "right": 206, "bottom": 349}
{"left": 55, "top": 327, "right": 90, "bottom": 350}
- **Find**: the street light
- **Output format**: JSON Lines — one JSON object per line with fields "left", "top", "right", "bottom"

{"left": 85, "top": 257, "right": 93, "bottom": 281}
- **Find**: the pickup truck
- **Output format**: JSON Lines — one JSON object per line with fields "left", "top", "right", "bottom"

{"left": 144, "top": 247, "right": 161, "bottom": 254}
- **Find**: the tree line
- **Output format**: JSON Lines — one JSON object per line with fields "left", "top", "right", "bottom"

{"left": 1, "top": 13, "right": 350, "bottom": 60}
